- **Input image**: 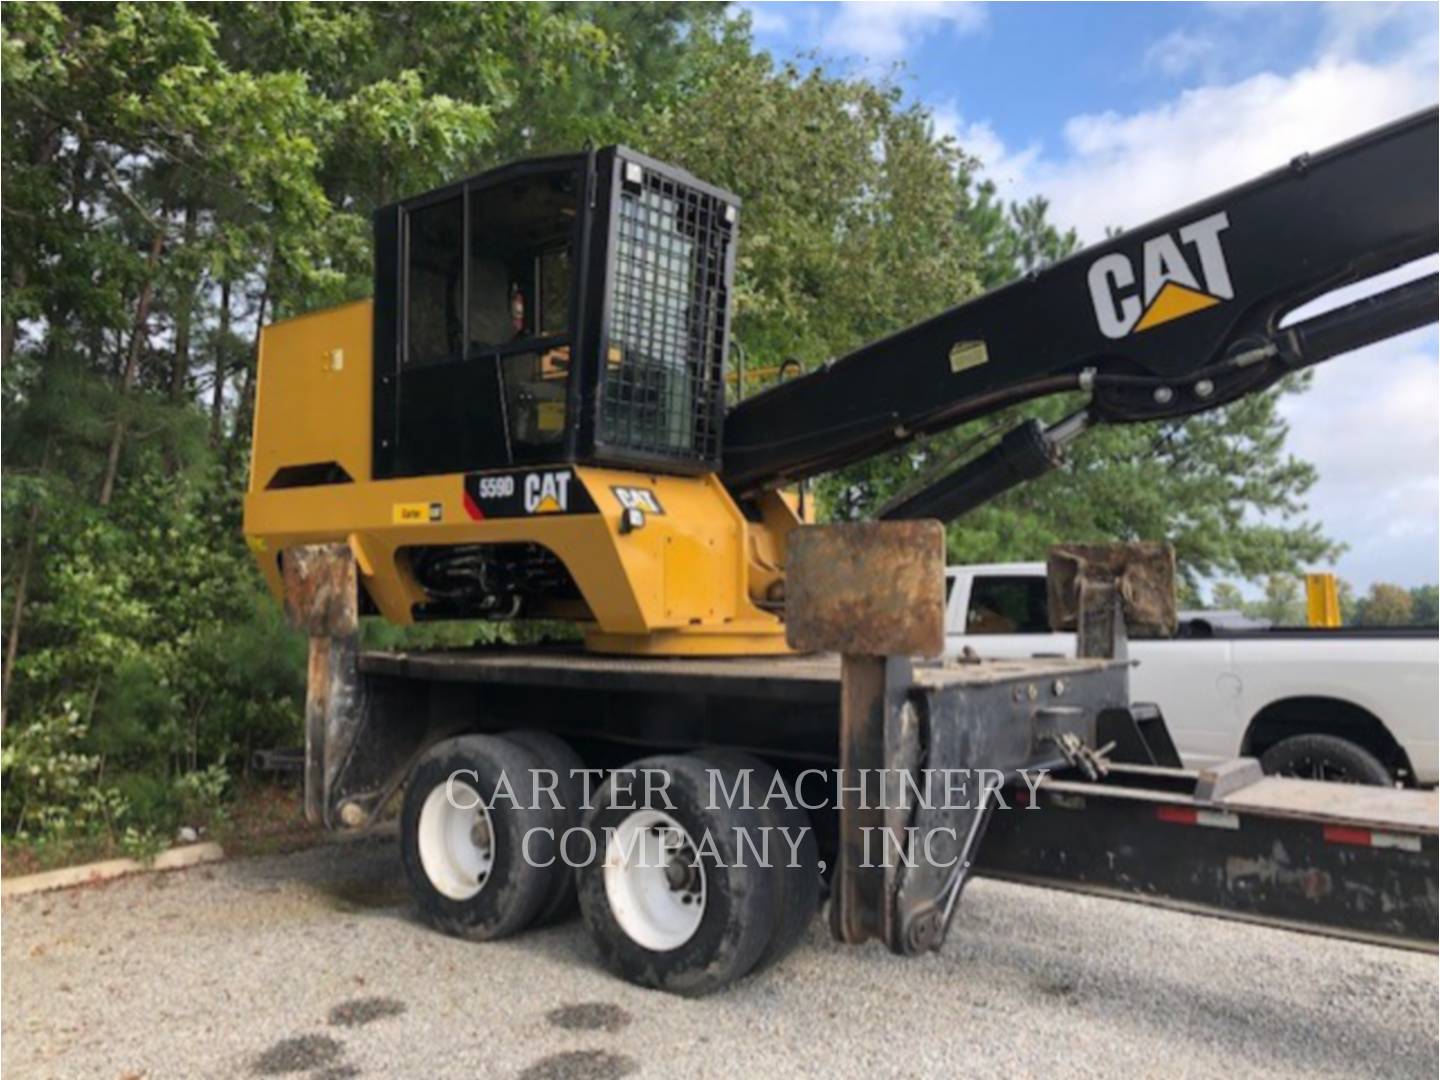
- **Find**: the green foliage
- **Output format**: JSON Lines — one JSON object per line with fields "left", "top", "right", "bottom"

{"left": 1352, "top": 582, "right": 1416, "bottom": 627}
{"left": 1, "top": 5, "right": 1349, "bottom": 859}
{"left": 1252, "top": 575, "right": 1306, "bottom": 626}
{"left": 1209, "top": 582, "right": 1245, "bottom": 611}
{"left": 1, "top": 460, "right": 306, "bottom": 847}
{"left": 1409, "top": 585, "right": 1439, "bottom": 626}
{"left": 636, "top": 30, "right": 985, "bottom": 372}
{"left": 1207, "top": 576, "right": 1437, "bottom": 627}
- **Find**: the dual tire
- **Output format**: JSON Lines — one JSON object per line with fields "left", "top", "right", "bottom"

{"left": 400, "top": 738, "right": 820, "bottom": 994}
{"left": 400, "top": 733, "right": 579, "bottom": 941}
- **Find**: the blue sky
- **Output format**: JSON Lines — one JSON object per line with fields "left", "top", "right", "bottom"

{"left": 740, "top": 1, "right": 1439, "bottom": 591}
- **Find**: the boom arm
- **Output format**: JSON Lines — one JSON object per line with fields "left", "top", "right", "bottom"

{"left": 721, "top": 108, "right": 1439, "bottom": 508}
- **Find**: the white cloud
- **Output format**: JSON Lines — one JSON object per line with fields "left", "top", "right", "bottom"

{"left": 1319, "top": 1, "right": 1439, "bottom": 63}
{"left": 929, "top": 100, "right": 1039, "bottom": 192}
{"left": 1038, "top": 56, "right": 1436, "bottom": 240}
{"left": 737, "top": 2, "right": 791, "bottom": 38}
{"left": 947, "top": 45, "right": 1434, "bottom": 241}
{"left": 1277, "top": 331, "right": 1439, "bottom": 588}
{"left": 821, "top": 1, "right": 985, "bottom": 63}
{"left": 1144, "top": 29, "right": 1218, "bottom": 78}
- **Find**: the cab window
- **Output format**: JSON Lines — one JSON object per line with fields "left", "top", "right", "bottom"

{"left": 405, "top": 196, "right": 464, "bottom": 368}
{"left": 399, "top": 167, "right": 579, "bottom": 467}
{"left": 468, "top": 172, "right": 577, "bottom": 350}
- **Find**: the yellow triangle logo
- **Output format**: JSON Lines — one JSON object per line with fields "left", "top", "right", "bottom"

{"left": 1133, "top": 281, "right": 1221, "bottom": 333}
{"left": 533, "top": 495, "right": 562, "bottom": 514}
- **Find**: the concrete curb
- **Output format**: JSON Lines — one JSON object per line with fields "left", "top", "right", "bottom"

{"left": 1, "top": 841, "right": 225, "bottom": 899}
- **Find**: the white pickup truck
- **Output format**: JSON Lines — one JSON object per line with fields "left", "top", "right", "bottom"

{"left": 945, "top": 563, "right": 1439, "bottom": 785}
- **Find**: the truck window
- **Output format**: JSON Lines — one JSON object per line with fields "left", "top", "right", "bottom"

{"left": 966, "top": 575, "right": 1050, "bottom": 634}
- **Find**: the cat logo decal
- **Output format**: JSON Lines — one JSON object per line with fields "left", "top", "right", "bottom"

{"left": 1088, "top": 211, "right": 1232, "bottom": 339}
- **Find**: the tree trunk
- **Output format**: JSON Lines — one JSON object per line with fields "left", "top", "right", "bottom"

{"left": 3, "top": 507, "right": 39, "bottom": 722}
{"left": 210, "top": 279, "right": 231, "bottom": 446}
{"left": 98, "top": 221, "right": 167, "bottom": 507}
{"left": 169, "top": 204, "right": 198, "bottom": 402}
{"left": 4, "top": 125, "right": 61, "bottom": 370}
{"left": 231, "top": 277, "right": 270, "bottom": 455}
{"left": 2, "top": 437, "right": 53, "bottom": 721}
{"left": 2, "top": 262, "right": 23, "bottom": 369}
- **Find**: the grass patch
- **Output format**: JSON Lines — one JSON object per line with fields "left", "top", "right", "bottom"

{"left": 2, "top": 780, "right": 324, "bottom": 876}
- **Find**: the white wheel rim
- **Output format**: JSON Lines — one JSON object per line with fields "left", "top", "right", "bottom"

{"left": 603, "top": 809, "right": 706, "bottom": 951}
{"left": 417, "top": 780, "right": 494, "bottom": 901}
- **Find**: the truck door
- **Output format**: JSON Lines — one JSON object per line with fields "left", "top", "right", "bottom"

{"left": 1128, "top": 637, "right": 1239, "bottom": 769}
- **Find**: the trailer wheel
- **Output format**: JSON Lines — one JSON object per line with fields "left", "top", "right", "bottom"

{"left": 1260, "top": 734, "right": 1392, "bottom": 785}
{"left": 401, "top": 735, "right": 553, "bottom": 941}
{"left": 575, "top": 754, "right": 777, "bottom": 995}
{"left": 697, "top": 750, "right": 820, "bottom": 971}
{"left": 504, "top": 729, "right": 585, "bottom": 925}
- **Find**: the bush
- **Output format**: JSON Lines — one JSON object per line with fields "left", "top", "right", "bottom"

{"left": 2, "top": 466, "right": 306, "bottom": 859}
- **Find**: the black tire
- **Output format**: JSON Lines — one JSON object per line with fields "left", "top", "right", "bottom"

{"left": 575, "top": 754, "right": 778, "bottom": 995}
{"left": 400, "top": 735, "right": 554, "bottom": 940}
{"left": 504, "top": 729, "right": 586, "bottom": 925}
{"left": 1260, "top": 734, "right": 1392, "bottom": 786}
{"left": 697, "top": 749, "right": 820, "bottom": 971}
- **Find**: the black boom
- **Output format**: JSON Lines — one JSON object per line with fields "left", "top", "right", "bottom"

{"left": 721, "top": 108, "right": 1439, "bottom": 503}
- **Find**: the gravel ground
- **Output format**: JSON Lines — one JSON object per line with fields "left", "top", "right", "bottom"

{"left": 3, "top": 835, "right": 1435, "bottom": 1079}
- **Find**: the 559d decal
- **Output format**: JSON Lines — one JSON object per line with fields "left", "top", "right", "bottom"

{"left": 462, "top": 469, "right": 598, "bottom": 520}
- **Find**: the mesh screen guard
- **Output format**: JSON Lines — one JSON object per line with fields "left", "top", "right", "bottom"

{"left": 598, "top": 160, "right": 734, "bottom": 467}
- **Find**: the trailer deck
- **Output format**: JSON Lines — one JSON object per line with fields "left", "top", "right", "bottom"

{"left": 359, "top": 647, "right": 1118, "bottom": 702}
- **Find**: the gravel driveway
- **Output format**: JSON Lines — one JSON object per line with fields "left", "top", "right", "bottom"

{"left": 3, "top": 834, "right": 1435, "bottom": 1079}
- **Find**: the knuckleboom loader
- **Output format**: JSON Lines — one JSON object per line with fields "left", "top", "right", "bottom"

{"left": 246, "top": 111, "right": 1440, "bottom": 993}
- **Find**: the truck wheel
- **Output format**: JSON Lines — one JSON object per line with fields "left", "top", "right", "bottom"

{"left": 697, "top": 750, "right": 820, "bottom": 971}
{"left": 400, "top": 735, "right": 553, "bottom": 940}
{"left": 1260, "top": 734, "right": 1392, "bottom": 785}
{"left": 504, "top": 729, "right": 585, "bottom": 925}
{"left": 575, "top": 754, "right": 777, "bottom": 995}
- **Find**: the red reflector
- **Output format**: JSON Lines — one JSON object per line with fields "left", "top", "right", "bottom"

{"left": 1156, "top": 805, "right": 1198, "bottom": 825}
{"left": 1323, "top": 825, "right": 1373, "bottom": 847}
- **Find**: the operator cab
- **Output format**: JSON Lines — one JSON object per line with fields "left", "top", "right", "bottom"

{"left": 372, "top": 149, "right": 739, "bottom": 480}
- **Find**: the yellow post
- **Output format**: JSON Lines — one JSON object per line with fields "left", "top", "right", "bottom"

{"left": 1305, "top": 572, "right": 1341, "bottom": 627}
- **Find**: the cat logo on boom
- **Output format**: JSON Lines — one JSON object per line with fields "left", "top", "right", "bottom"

{"left": 524, "top": 471, "right": 571, "bottom": 514}
{"left": 1087, "top": 211, "right": 1233, "bottom": 339}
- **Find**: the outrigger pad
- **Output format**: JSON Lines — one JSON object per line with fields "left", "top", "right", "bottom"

{"left": 786, "top": 521, "right": 946, "bottom": 657}
{"left": 282, "top": 543, "right": 359, "bottom": 638}
{"left": 1046, "top": 542, "right": 1177, "bottom": 640}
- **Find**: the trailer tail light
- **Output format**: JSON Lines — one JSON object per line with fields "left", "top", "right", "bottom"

{"left": 1155, "top": 805, "right": 1241, "bottom": 830}
{"left": 1322, "top": 825, "right": 1422, "bottom": 852}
